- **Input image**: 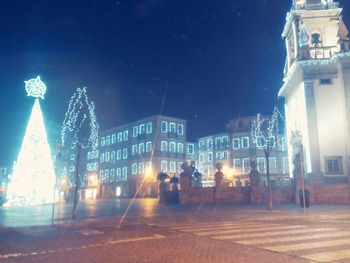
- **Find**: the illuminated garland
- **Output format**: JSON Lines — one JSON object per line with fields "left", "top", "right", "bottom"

{"left": 61, "top": 87, "right": 99, "bottom": 150}
{"left": 279, "top": 52, "right": 350, "bottom": 97}
{"left": 5, "top": 77, "right": 56, "bottom": 207}
{"left": 251, "top": 107, "right": 285, "bottom": 154}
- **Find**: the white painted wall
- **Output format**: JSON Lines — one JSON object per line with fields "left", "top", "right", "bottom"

{"left": 285, "top": 82, "right": 312, "bottom": 174}
{"left": 313, "top": 76, "right": 348, "bottom": 176}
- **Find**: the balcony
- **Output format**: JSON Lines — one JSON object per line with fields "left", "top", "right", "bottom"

{"left": 292, "top": 1, "right": 339, "bottom": 11}
{"left": 309, "top": 46, "right": 338, "bottom": 59}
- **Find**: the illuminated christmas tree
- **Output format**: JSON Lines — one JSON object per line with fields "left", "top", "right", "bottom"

{"left": 4, "top": 76, "right": 56, "bottom": 206}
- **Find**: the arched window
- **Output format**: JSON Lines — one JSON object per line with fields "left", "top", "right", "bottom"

{"left": 311, "top": 33, "right": 322, "bottom": 47}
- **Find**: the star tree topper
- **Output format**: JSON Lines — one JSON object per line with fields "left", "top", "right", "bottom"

{"left": 25, "top": 76, "right": 47, "bottom": 99}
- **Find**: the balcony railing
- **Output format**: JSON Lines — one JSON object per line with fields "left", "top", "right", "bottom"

{"left": 292, "top": 2, "right": 339, "bottom": 11}
{"left": 299, "top": 45, "right": 338, "bottom": 60}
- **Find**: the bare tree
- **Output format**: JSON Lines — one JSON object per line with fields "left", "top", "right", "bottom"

{"left": 61, "top": 87, "right": 99, "bottom": 219}
{"left": 251, "top": 107, "right": 284, "bottom": 210}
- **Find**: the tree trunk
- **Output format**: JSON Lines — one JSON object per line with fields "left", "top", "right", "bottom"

{"left": 266, "top": 155, "right": 272, "bottom": 211}
{"left": 72, "top": 144, "right": 81, "bottom": 219}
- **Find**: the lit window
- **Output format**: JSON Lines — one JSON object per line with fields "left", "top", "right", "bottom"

{"left": 257, "top": 158, "right": 266, "bottom": 174}
{"left": 169, "top": 142, "right": 176, "bottom": 153}
{"left": 99, "top": 170, "right": 104, "bottom": 180}
{"left": 106, "top": 136, "right": 111, "bottom": 145}
{"left": 133, "top": 126, "right": 138, "bottom": 137}
{"left": 110, "top": 169, "right": 116, "bottom": 182}
{"left": 132, "top": 145, "right": 138, "bottom": 156}
{"left": 222, "top": 151, "right": 229, "bottom": 159}
{"left": 199, "top": 140, "right": 205, "bottom": 151}
{"left": 117, "top": 132, "right": 123, "bottom": 142}
{"left": 146, "top": 141, "right": 152, "bottom": 152}
{"left": 122, "top": 167, "right": 128, "bottom": 181}
{"left": 101, "top": 137, "right": 105, "bottom": 147}
{"left": 269, "top": 158, "right": 277, "bottom": 174}
{"left": 111, "top": 151, "right": 116, "bottom": 164}
{"left": 216, "top": 152, "right": 222, "bottom": 160}
{"left": 199, "top": 154, "right": 204, "bottom": 163}
{"left": 208, "top": 152, "right": 213, "bottom": 161}
{"left": 242, "top": 137, "right": 249, "bottom": 149}
{"left": 207, "top": 139, "right": 213, "bottom": 149}
{"left": 233, "top": 138, "right": 240, "bottom": 150}
{"left": 161, "top": 121, "right": 168, "bottom": 133}
{"left": 233, "top": 159, "right": 241, "bottom": 174}
{"left": 132, "top": 163, "right": 138, "bottom": 174}
{"left": 187, "top": 144, "right": 194, "bottom": 154}
{"left": 117, "top": 150, "right": 121, "bottom": 160}
{"left": 222, "top": 136, "right": 229, "bottom": 148}
{"left": 146, "top": 122, "right": 153, "bottom": 134}
{"left": 116, "top": 168, "right": 122, "bottom": 181}
{"left": 161, "top": 141, "right": 168, "bottom": 152}
{"left": 139, "top": 124, "right": 145, "bottom": 135}
{"left": 112, "top": 134, "right": 117, "bottom": 144}
{"left": 105, "top": 169, "right": 110, "bottom": 182}
{"left": 139, "top": 143, "right": 145, "bottom": 154}
{"left": 70, "top": 154, "right": 75, "bottom": 161}
{"left": 169, "top": 162, "right": 176, "bottom": 173}
{"left": 177, "top": 124, "right": 184, "bottom": 135}
{"left": 123, "top": 149, "right": 128, "bottom": 159}
{"left": 177, "top": 162, "right": 182, "bottom": 173}
{"left": 138, "top": 163, "right": 144, "bottom": 174}
{"left": 325, "top": 157, "right": 343, "bottom": 175}
{"left": 105, "top": 152, "right": 110, "bottom": 162}
{"left": 177, "top": 143, "right": 184, "bottom": 154}
{"left": 242, "top": 158, "right": 250, "bottom": 174}
{"left": 215, "top": 138, "right": 221, "bottom": 149}
{"left": 161, "top": 161, "right": 168, "bottom": 172}
{"left": 100, "top": 153, "right": 105, "bottom": 163}
{"left": 123, "top": 130, "right": 128, "bottom": 141}
{"left": 169, "top": 122, "right": 176, "bottom": 133}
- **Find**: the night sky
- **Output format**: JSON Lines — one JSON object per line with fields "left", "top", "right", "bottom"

{"left": 1, "top": 0, "right": 350, "bottom": 165}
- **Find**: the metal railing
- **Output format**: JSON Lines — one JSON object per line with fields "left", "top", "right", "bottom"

{"left": 305, "top": 45, "right": 338, "bottom": 60}
{"left": 292, "top": 2, "right": 339, "bottom": 11}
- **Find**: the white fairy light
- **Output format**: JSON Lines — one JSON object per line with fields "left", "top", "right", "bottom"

{"left": 61, "top": 87, "right": 99, "bottom": 150}
{"left": 5, "top": 77, "right": 56, "bottom": 207}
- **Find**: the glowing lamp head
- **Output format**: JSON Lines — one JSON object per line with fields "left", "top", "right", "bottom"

{"left": 25, "top": 76, "right": 47, "bottom": 99}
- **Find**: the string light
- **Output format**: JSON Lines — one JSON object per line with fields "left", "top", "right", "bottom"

{"left": 280, "top": 52, "right": 350, "bottom": 97}
{"left": 251, "top": 107, "right": 285, "bottom": 154}
{"left": 5, "top": 77, "right": 56, "bottom": 207}
{"left": 61, "top": 87, "right": 99, "bottom": 150}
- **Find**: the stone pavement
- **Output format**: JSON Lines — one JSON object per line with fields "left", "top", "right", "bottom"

{"left": 1, "top": 200, "right": 350, "bottom": 262}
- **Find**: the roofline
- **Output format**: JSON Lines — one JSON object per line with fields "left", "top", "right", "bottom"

{"left": 100, "top": 114, "right": 187, "bottom": 134}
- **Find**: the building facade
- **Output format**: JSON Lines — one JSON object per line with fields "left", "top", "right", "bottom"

{"left": 280, "top": 0, "right": 350, "bottom": 183}
{"left": 58, "top": 115, "right": 187, "bottom": 199}
{"left": 57, "top": 113, "right": 290, "bottom": 199}
{"left": 197, "top": 117, "right": 290, "bottom": 186}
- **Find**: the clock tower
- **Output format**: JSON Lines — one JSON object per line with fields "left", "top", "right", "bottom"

{"left": 279, "top": 0, "right": 350, "bottom": 183}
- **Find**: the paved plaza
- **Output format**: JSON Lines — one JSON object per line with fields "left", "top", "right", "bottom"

{"left": 1, "top": 200, "right": 350, "bottom": 262}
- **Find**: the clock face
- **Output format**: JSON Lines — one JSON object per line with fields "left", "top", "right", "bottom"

{"left": 25, "top": 76, "right": 47, "bottom": 99}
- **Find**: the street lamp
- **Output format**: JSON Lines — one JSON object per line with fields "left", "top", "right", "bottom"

{"left": 145, "top": 166, "right": 154, "bottom": 179}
